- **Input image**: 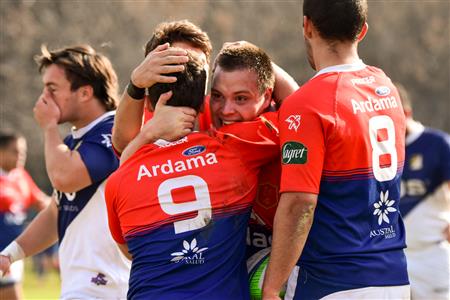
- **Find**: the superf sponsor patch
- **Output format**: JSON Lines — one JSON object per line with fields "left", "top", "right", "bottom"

{"left": 282, "top": 141, "right": 308, "bottom": 164}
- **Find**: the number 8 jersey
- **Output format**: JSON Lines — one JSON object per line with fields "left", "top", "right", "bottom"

{"left": 279, "top": 61, "right": 409, "bottom": 298}
{"left": 105, "top": 116, "right": 279, "bottom": 300}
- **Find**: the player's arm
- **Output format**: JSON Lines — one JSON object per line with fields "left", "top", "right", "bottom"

{"left": 112, "top": 43, "right": 189, "bottom": 153}
{"left": 34, "top": 95, "right": 92, "bottom": 193}
{"left": 0, "top": 198, "right": 58, "bottom": 276}
{"left": 262, "top": 192, "right": 317, "bottom": 299}
{"left": 272, "top": 62, "right": 299, "bottom": 104}
{"left": 120, "top": 91, "right": 196, "bottom": 164}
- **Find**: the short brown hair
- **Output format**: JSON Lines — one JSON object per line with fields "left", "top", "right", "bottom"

{"left": 36, "top": 44, "right": 118, "bottom": 111}
{"left": 144, "top": 20, "right": 212, "bottom": 63}
{"left": 148, "top": 51, "right": 206, "bottom": 113}
{"left": 212, "top": 41, "right": 275, "bottom": 94}
{"left": 303, "top": 0, "right": 368, "bottom": 42}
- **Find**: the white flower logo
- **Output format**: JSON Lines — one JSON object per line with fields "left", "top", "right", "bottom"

{"left": 373, "top": 190, "right": 397, "bottom": 225}
{"left": 170, "top": 238, "right": 208, "bottom": 263}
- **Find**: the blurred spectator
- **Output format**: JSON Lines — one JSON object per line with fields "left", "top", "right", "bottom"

{"left": 0, "top": 129, "right": 50, "bottom": 300}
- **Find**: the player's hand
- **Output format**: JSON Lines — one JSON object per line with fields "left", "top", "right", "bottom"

{"left": 34, "top": 94, "right": 61, "bottom": 129}
{"left": 144, "top": 91, "right": 196, "bottom": 141}
{"left": 0, "top": 255, "right": 11, "bottom": 277}
{"left": 131, "top": 43, "right": 189, "bottom": 89}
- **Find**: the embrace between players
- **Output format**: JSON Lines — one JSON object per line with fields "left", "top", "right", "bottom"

{"left": 1, "top": 1, "right": 420, "bottom": 299}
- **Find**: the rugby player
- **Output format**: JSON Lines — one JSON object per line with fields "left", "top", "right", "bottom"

{"left": 0, "top": 45, "right": 130, "bottom": 298}
{"left": 0, "top": 130, "right": 49, "bottom": 300}
{"left": 263, "top": 1, "right": 410, "bottom": 299}
{"left": 105, "top": 51, "right": 280, "bottom": 299}
{"left": 397, "top": 83, "right": 450, "bottom": 300}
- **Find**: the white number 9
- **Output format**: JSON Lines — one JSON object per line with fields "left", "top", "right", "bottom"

{"left": 158, "top": 175, "right": 212, "bottom": 234}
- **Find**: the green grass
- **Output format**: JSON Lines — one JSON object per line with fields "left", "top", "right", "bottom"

{"left": 22, "top": 258, "right": 60, "bottom": 300}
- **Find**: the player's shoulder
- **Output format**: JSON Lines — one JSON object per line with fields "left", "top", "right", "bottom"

{"left": 422, "top": 127, "right": 450, "bottom": 146}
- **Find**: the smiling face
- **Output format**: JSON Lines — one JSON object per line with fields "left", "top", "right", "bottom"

{"left": 210, "top": 66, "right": 271, "bottom": 128}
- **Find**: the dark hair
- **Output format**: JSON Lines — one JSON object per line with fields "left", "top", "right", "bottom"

{"left": 0, "top": 129, "right": 21, "bottom": 150}
{"left": 148, "top": 51, "right": 206, "bottom": 113}
{"left": 303, "top": 0, "right": 367, "bottom": 42}
{"left": 35, "top": 44, "right": 118, "bottom": 111}
{"left": 145, "top": 20, "right": 212, "bottom": 63}
{"left": 212, "top": 41, "right": 275, "bottom": 94}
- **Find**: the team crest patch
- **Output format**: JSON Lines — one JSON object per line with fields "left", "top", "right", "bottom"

{"left": 409, "top": 154, "right": 423, "bottom": 171}
{"left": 282, "top": 142, "right": 308, "bottom": 164}
{"left": 285, "top": 115, "right": 301, "bottom": 132}
{"left": 91, "top": 273, "right": 108, "bottom": 286}
{"left": 182, "top": 145, "right": 206, "bottom": 156}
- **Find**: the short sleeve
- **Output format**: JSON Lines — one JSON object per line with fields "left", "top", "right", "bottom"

{"left": 279, "top": 91, "right": 328, "bottom": 194}
{"left": 76, "top": 133, "right": 119, "bottom": 183}
{"left": 105, "top": 173, "right": 125, "bottom": 244}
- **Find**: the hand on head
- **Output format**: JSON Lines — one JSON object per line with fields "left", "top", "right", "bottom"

{"left": 143, "top": 91, "right": 197, "bottom": 142}
{"left": 131, "top": 43, "right": 189, "bottom": 89}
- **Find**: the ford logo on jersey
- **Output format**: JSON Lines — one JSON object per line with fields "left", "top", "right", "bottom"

{"left": 375, "top": 86, "right": 391, "bottom": 96}
{"left": 182, "top": 145, "right": 206, "bottom": 156}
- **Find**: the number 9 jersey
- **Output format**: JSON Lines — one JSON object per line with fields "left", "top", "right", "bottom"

{"left": 105, "top": 116, "right": 279, "bottom": 300}
{"left": 279, "top": 61, "right": 408, "bottom": 298}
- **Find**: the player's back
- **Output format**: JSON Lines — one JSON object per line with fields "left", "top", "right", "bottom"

{"left": 106, "top": 121, "right": 278, "bottom": 300}
{"left": 280, "top": 63, "right": 408, "bottom": 296}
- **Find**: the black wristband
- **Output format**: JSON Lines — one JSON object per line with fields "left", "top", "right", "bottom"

{"left": 126, "top": 80, "right": 145, "bottom": 100}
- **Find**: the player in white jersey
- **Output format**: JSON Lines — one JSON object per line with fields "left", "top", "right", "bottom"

{"left": 0, "top": 45, "right": 130, "bottom": 298}
{"left": 397, "top": 83, "right": 450, "bottom": 300}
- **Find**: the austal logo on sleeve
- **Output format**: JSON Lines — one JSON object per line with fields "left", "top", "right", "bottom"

{"left": 282, "top": 142, "right": 308, "bottom": 164}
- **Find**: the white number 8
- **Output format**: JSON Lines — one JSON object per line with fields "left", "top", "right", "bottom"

{"left": 369, "top": 115, "right": 397, "bottom": 182}
{"left": 158, "top": 175, "right": 212, "bottom": 234}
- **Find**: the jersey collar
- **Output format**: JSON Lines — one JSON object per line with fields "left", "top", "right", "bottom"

{"left": 405, "top": 120, "right": 425, "bottom": 146}
{"left": 313, "top": 60, "right": 366, "bottom": 79}
{"left": 71, "top": 111, "right": 116, "bottom": 139}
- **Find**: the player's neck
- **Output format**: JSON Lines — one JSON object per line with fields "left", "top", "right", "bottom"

{"left": 313, "top": 40, "right": 361, "bottom": 72}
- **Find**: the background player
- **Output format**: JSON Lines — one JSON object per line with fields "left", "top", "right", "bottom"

{"left": 397, "top": 83, "right": 450, "bottom": 300}
{"left": 263, "top": 1, "right": 409, "bottom": 299}
{"left": 105, "top": 51, "right": 279, "bottom": 299}
{"left": 0, "top": 45, "right": 130, "bottom": 298}
{"left": 0, "top": 130, "right": 49, "bottom": 300}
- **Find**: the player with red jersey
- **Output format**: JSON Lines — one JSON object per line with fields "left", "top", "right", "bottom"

{"left": 106, "top": 52, "right": 279, "bottom": 299}
{"left": 0, "top": 130, "right": 49, "bottom": 299}
{"left": 263, "top": 1, "right": 409, "bottom": 299}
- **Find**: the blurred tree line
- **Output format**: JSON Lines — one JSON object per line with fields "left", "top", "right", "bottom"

{"left": 0, "top": 0, "right": 449, "bottom": 192}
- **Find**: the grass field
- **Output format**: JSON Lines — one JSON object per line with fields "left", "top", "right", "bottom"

{"left": 22, "top": 258, "right": 60, "bottom": 300}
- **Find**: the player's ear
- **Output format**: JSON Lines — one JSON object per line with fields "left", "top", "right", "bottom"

{"left": 262, "top": 87, "right": 273, "bottom": 110}
{"left": 303, "top": 16, "right": 313, "bottom": 39}
{"left": 78, "top": 85, "right": 94, "bottom": 102}
{"left": 357, "top": 22, "right": 368, "bottom": 42}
